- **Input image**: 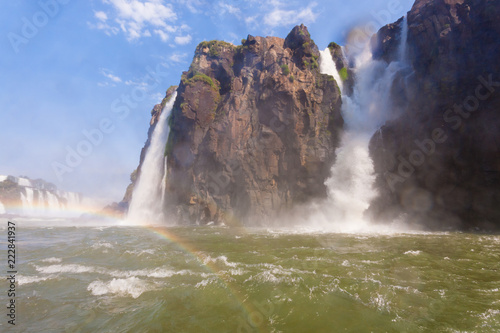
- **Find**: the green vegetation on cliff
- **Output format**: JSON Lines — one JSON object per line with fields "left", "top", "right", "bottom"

{"left": 339, "top": 67, "right": 348, "bottom": 81}
{"left": 195, "top": 40, "right": 235, "bottom": 58}
{"left": 281, "top": 64, "right": 290, "bottom": 75}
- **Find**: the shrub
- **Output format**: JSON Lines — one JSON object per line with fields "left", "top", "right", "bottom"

{"left": 289, "top": 75, "right": 295, "bottom": 82}
{"left": 281, "top": 64, "right": 290, "bottom": 75}
{"left": 339, "top": 67, "right": 348, "bottom": 81}
{"left": 185, "top": 73, "right": 218, "bottom": 91}
{"left": 209, "top": 47, "right": 220, "bottom": 57}
{"left": 328, "top": 41, "right": 340, "bottom": 51}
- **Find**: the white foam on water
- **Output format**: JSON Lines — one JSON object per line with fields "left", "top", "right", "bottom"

{"left": 18, "top": 275, "right": 58, "bottom": 285}
{"left": 195, "top": 276, "right": 220, "bottom": 288}
{"left": 41, "top": 257, "right": 62, "bottom": 263}
{"left": 91, "top": 242, "right": 114, "bottom": 250}
{"left": 370, "top": 293, "right": 392, "bottom": 312}
{"left": 201, "top": 255, "right": 238, "bottom": 268}
{"left": 35, "top": 264, "right": 99, "bottom": 274}
{"left": 124, "top": 249, "right": 156, "bottom": 256}
{"left": 404, "top": 250, "right": 422, "bottom": 255}
{"left": 87, "top": 277, "right": 151, "bottom": 298}
{"left": 111, "top": 267, "right": 192, "bottom": 279}
{"left": 243, "top": 264, "right": 305, "bottom": 285}
{"left": 34, "top": 261, "right": 203, "bottom": 282}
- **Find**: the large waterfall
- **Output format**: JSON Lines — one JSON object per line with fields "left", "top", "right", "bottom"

{"left": 316, "top": 19, "right": 409, "bottom": 231}
{"left": 0, "top": 175, "right": 82, "bottom": 217}
{"left": 127, "top": 92, "right": 177, "bottom": 224}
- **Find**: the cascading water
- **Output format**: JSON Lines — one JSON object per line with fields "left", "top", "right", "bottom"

{"left": 127, "top": 92, "right": 177, "bottom": 224}
{"left": 160, "top": 156, "right": 168, "bottom": 207}
{"left": 25, "top": 187, "right": 34, "bottom": 207}
{"left": 316, "top": 19, "right": 409, "bottom": 231}
{"left": 398, "top": 16, "right": 408, "bottom": 64}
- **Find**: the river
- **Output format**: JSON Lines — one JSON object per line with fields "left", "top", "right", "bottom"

{"left": 3, "top": 222, "right": 499, "bottom": 332}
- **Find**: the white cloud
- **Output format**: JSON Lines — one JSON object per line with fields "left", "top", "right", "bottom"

{"left": 263, "top": 3, "right": 318, "bottom": 27}
{"left": 95, "top": 11, "right": 108, "bottom": 21}
{"left": 151, "top": 92, "right": 164, "bottom": 102}
{"left": 95, "top": 0, "right": 178, "bottom": 41}
{"left": 169, "top": 53, "right": 188, "bottom": 62}
{"left": 88, "top": 21, "right": 120, "bottom": 36}
{"left": 175, "top": 0, "right": 206, "bottom": 14}
{"left": 154, "top": 29, "right": 169, "bottom": 41}
{"left": 219, "top": 2, "right": 240, "bottom": 15}
{"left": 174, "top": 34, "right": 192, "bottom": 45}
{"left": 245, "top": 15, "right": 257, "bottom": 25}
{"left": 100, "top": 69, "right": 122, "bottom": 83}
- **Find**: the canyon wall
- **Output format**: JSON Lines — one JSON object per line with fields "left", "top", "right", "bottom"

{"left": 369, "top": 0, "right": 500, "bottom": 230}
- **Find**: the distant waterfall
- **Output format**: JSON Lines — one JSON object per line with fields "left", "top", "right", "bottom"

{"left": 0, "top": 175, "right": 83, "bottom": 217}
{"left": 316, "top": 21, "right": 409, "bottom": 231}
{"left": 127, "top": 92, "right": 177, "bottom": 224}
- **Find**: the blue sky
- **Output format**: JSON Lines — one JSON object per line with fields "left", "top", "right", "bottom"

{"left": 0, "top": 0, "right": 414, "bottom": 204}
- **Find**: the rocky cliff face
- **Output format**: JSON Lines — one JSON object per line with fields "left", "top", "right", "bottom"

{"left": 369, "top": 0, "right": 500, "bottom": 230}
{"left": 160, "top": 25, "right": 343, "bottom": 225}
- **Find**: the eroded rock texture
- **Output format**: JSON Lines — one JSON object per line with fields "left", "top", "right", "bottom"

{"left": 163, "top": 25, "right": 343, "bottom": 225}
{"left": 369, "top": 0, "right": 500, "bottom": 230}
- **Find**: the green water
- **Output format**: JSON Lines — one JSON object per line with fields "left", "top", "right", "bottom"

{"left": 2, "top": 224, "right": 499, "bottom": 332}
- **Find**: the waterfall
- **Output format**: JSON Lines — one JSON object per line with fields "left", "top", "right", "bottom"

{"left": 398, "top": 16, "right": 408, "bottom": 64}
{"left": 46, "top": 192, "right": 61, "bottom": 211}
{"left": 20, "top": 192, "right": 29, "bottom": 214}
{"left": 160, "top": 156, "right": 168, "bottom": 207}
{"left": 0, "top": 201, "right": 5, "bottom": 214}
{"left": 319, "top": 49, "right": 344, "bottom": 93}
{"left": 25, "top": 187, "right": 34, "bottom": 207}
{"left": 316, "top": 33, "right": 408, "bottom": 231}
{"left": 38, "top": 190, "right": 46, "bottom": 211}
{"left": 127, "top": 92, "right": 177, "bottom": 224}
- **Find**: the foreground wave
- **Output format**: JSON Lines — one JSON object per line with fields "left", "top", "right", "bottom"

{"left": 3, "top": 224, "right": 499, "bottom": 332}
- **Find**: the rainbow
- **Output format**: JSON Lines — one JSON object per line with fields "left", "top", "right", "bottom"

{"left": 0, "top": 201, "right": 122, "bottom": 220}
{"left": 0, "top": 202, "right": 268, "bottom": 331}
{"left": 143, "top": 224, "right": 267, "bottom": 332}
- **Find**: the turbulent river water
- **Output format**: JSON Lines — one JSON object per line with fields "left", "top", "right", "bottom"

{"left": 3, "top": 222, "right": 499, "bottom": 332}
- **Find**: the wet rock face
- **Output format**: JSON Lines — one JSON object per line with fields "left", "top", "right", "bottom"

{"left": 369, "top": 0, "right": 500, "bottom": 230}
{"left": 164, "top": 25, "right": 343, "bottom": 225}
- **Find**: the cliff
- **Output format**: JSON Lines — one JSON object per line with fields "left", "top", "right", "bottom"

{"left": 369, "top": 0, "right": 500, "bottom": 230}
{"left": 163, "top": 25, "right": 343, "bottom": 225}
{"left": 121, "top": 25, "right": 344, "bottom": 225}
